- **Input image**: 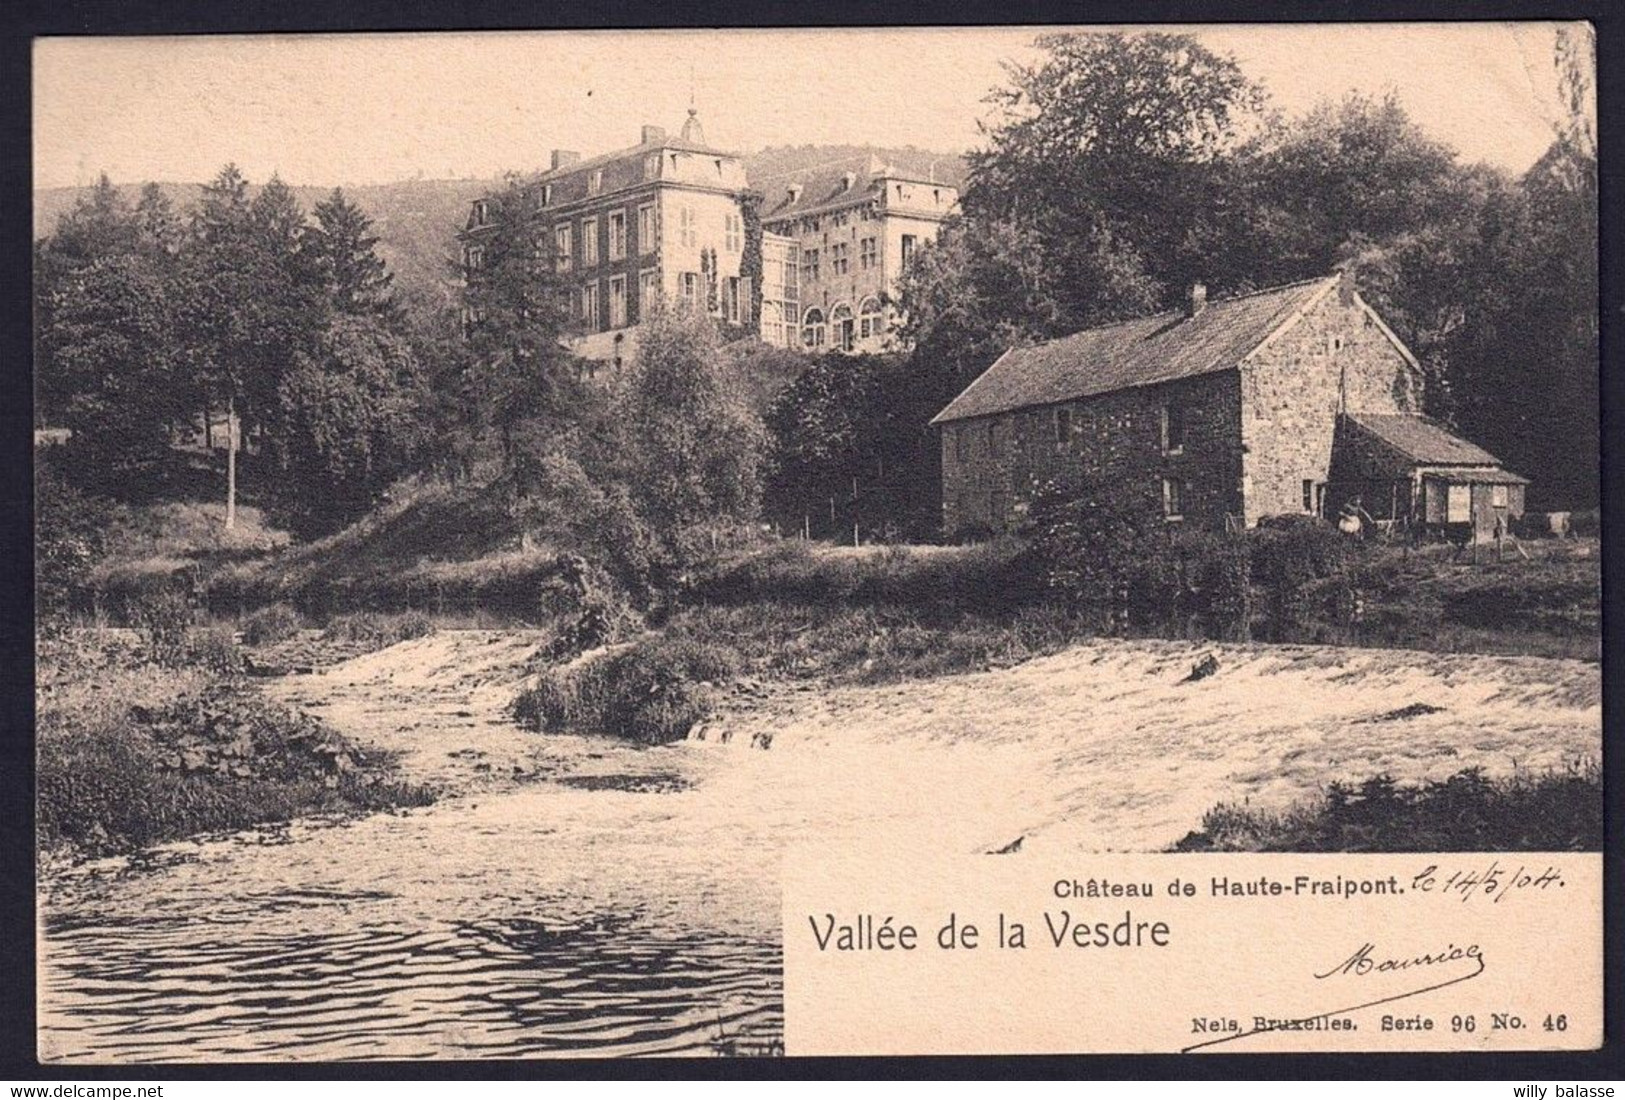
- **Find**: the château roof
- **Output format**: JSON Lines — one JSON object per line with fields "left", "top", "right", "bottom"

{"left": 930, "top": 276, "right": 1339, "bottom": 425}
{"left": 756, "top": 151, "right": 959, "bottom": 220}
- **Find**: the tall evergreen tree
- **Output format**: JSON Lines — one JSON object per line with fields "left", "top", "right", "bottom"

{"left": 308, "top": 188, "right": 396, "bottom": 316}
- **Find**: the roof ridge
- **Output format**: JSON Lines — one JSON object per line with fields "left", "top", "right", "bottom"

{"left": 751, "top": 154, "right": 874, "bottom": 185}
{"left": 1040, "top": 274, "right": 1337, "bottom": 343}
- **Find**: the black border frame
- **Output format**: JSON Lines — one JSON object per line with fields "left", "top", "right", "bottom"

{"left": 2, "top": 0, "right": 1618, "bottom": 1081}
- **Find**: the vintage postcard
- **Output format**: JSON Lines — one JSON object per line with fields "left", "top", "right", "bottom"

{"left": 32, "top": 23, "right": 1601, "bottom": 1062}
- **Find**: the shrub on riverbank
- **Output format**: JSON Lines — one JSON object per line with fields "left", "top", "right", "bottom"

{"left": 321, "top": 610, "right": 436, "bottom": 649}
{"left": 36, "top": 633, "right": 434, "bottom": 857}
{"left": 1171, "top": 762, "right": 1602, "bottom": 852}
{"left": 513, "top": 636, "right": 741, "bottom": 744}
{"left": 240, "top": 603, "right": 304, "bottom": 646}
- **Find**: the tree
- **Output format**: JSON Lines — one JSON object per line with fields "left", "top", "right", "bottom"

{"left": 267, "top": 314, "right": 426, "bottom": 535}
{"left": 307, "top": 188, "right": 397, "bottom": 316}
{"left": 459, "top": 178, "right": 576, "bottom": 470}
{"left": 966, "top": 31, "right": 1265, "bottom": 319}
{"left": 614, "top": 300, "right": 766, "bottom": 534}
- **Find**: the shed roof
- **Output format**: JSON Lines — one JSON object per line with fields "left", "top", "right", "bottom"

{"left": 930, "top": 276, "right": 1337, "bottom": 425}
{"left": 1344, "top": 412, "right": 1502, "bottom": 467}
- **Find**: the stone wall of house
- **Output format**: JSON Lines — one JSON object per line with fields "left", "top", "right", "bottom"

{"left": 940, "top": 371, "right": 1243, "bottom": 536}
{"left": 1239, "top": 284, "right": 1423, "bottom": 524}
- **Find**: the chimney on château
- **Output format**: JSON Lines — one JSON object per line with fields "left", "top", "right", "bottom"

{"left": 787, "top": 183, "right": 803, "bottom": 204}
{"left": 1187, "top": 283, "right": 1208, "bottom": 318}
{"left": 641, "top": 125, "right": 667, "bottom": 145}
{"left": 841, "top": 171, "right": 857, "bottom": 191}
{"left": 551, "top": 150, "right": 581, "bottom": 170}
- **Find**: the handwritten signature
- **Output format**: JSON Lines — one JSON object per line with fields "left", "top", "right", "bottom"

{"left": 1181, "top": 940, "right": 1488, "bottom": 1053}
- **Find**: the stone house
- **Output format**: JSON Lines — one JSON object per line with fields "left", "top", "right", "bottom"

{"left": 931, "top": 272, "right": 1525, "bottom": 540}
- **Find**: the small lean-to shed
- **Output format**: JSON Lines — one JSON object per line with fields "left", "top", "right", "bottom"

{"left": 1330, "top": 412, "right": 1527, "bottom": 543}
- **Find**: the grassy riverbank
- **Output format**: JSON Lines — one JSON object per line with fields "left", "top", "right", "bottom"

{"left": 37, "top": 631, "right": 435, "bottom": 859}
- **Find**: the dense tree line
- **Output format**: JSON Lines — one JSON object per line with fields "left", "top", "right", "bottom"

{"left": 36, "top": 167, "right": 428, "bottom": 535}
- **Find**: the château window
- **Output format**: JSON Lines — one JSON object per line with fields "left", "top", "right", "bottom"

{"left": 1054, "top": 406, "right": 1071, "bottom": 445}
{"left": 608, "top": 212, "right": 627, "bottom": 261}
{"left": 588, "top": 169, "right": 603, "bottom": 196}
{"left": 830, "top": 303, "right": 854, "bottom": 351}
{"left": 859, "top": 237, "right": 877, "bottom": 270}
{"left": 538, "top": 184, "right": 552, "bottom": 208}
{"left": 1163, "top": 477, "right": 1186, "bottom": 521}
{"left": 679, "top": 205, "right": 697, "bottom": 248}
{"left": 831, "top": 243, "right": 850, "bottom": 275}
{"left": 680, "top": 272, "right": 700, "bottom": 305}
{"left": 554, "top": 225, "right": 572, "bottom": 272}
{"left": 638, "top": 203, "right": 657, "bottom": 254}
{"left": 472, "top": 200, "right": 489, "bottom": 226}
{"left": 900, "top": 234, "right": 917, "bottom": 268}
{"left": 581, "top": 282, "right": 600, "bottom": 332}
{"left": 1161, "top": 403, "right": 1186, "bottom": 455}
{"left": 643, "top": 154, "right": 660, "bottom": 181}
{"left": 858, "top": 297, "right": 883, "bottom": 340}
{"left": 639, "top": 269, "right": 660, "bottom": 310}
{"left": 801, "top": 307, "right": 825, "bottom": 349}
{"left": 608, "top": 275, "right": 627, "bottom": 327}
{"left": 581, "top": 218, "right": 599, "bottom": 266}
{"left": 801, "top": 248, "right": 821, "bottom": 283}
{"left": 724, "top": 213, "right": 742, "bottom": 253}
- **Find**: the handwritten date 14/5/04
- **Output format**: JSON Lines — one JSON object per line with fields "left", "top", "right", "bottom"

{"left": 1412, "top": 862, "right": 1563, "bottom": 903}
{"left": 1383, "top": 1013, "right": 1570, "bottom": 1033}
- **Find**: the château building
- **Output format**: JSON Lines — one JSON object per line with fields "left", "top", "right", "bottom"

{"left": 457, "top": 112, "right": 958, "bottom": 365}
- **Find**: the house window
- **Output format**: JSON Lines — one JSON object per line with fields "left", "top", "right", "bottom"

{"left": 859, "top": 236, "right": 877, "bottom": 270}
{"left": 679, "top": 271, "right": 700, "bottom": 306}
{"left": 985, "top": 421, "right": 997, "bottom": 456}
{"left": 1302, "top": 479, "right": 1315, "bottom": 513}
{"left": 638, "top": 203, "right": 657, "bottom": 254}
{"left": 639, "top": 269, "right": 660, "bottom": 310}
{"left": 584, "top": 220, "right": 606, "bottom": 268}
{"left": 858, "top": 296, "right": 883, "bottom": 340}
{"left": 463, "top": 245, "right": 484, "bottom": 271}
{"left": 1161, "top": 403, "right": 1186, "bottom": 455}
{"left": 1054, "top": 406, "right": 1071, "bottom": 445}
{"left": 554, "top": 225, "right": 572, "bottom": 272}
{"left": 608, "top": 212, "right": 627, "bottom": 261}
{"left": 1491, "top": 484, "right": 1509, "bottom": 508}
{"left": 538, "top": 184, "right": 552, "bottom": 208}
{"left": 801, "top": 248, "right": 821, "bottom": 282}
{"left": 581, "top": 282, "right": 600, "bottom": 332}
{"left": 608, "top": 275, "right": 627, "bottom": 327}
{"left": 725, "top": 213, "right": 742, "bottom": 253}
{"left": 901, "top": 234, "right": 917, "bottom": 267}
{"left": 1446, "top": 483, "right": 1471, "bottom": 524}
{"left": 643, "top": 154, "right": 660, "bottom": 181}
{"left": 472, "top": 200, "right": 489, "bottom": 226}
{"left": 802, "top": 307, "right": 825, "bottom": 348}
{"left": 954, "top": 424, "right": 966, "bottom": 462}
{"left": 1163, "top": 478, "right": 1186, "bottom": 521}
{"left": 588, "top": 169, "right": 603, "bottom": 196}
{"left": 831, "top": 242, "right": 850, "bottom": 275}
{"left": 679, "top": 205, "right": 697, "bottom": 247}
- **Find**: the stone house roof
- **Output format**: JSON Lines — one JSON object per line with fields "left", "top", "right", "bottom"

{"left": 930, "top": 276, "right": 1346, "bottom": 425}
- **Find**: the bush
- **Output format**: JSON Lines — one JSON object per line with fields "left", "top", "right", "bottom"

{"left": 514, "top": 635, "right": 742, "bottom": 744}
{"left": 1247, "top": 517, "right": 1354, "bottom": 639}
{"left": 185, "top": 625, "right": 244, "bottom": 675}
{"left": 129, "top": 587, "right": 196, "bottom": 667}
{"left": 240, "top": 603, "right": 304, "bottom": 647}
{"left": 322, "top": 610, "right": 436, "bottom": 650}
{"left": 1172, "top": 763, "right": 1601, "bottom": 852}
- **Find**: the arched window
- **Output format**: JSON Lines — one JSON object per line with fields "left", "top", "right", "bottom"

{"left": 830, "top": 303, "right": 855, "bottom": 352}
{"left": 802, "top": 307, "right": 825, "bottom": 349}
{"left": 858, "top": 296, "right": 883, "bottom": 341}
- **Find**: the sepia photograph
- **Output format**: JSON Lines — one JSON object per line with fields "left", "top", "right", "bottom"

{"left": 30, "top": 21, "right": 1602, "bottom": 1064}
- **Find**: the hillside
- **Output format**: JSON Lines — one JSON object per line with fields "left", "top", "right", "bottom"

{"left": 34, "top": 146, "right": 966, "bottom": 310}
{"left": 35, "top": 178, "right": 499, "bottom": 313}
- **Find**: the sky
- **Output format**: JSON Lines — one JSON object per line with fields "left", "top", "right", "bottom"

{"left": 33, "top": 23, "right": 1592, "bottom": 191}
